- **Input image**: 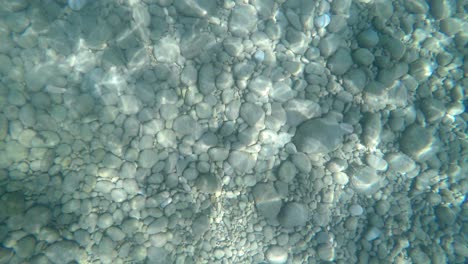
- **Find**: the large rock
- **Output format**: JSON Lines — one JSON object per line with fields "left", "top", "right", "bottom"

{"left": 277, "top": 202, "right": 308, "bottom": 228}
{"left": 399, "top": 124, "right": 434, "bottom": 161}
{"left": 293, "top": 118, "right": 345, "bottom": 155}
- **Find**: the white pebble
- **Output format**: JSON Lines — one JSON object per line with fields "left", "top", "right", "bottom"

{"left": 315, "top": 14, "right": 331, "bottom": 28}
{"left": 68, "top": 0, "right": 87, "bottom": 11}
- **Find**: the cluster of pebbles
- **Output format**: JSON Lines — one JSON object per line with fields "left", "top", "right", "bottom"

{"left": 0, "top": 0, "right": 467, "bottom": 263}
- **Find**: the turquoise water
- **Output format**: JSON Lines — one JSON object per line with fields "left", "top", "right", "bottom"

{"left": 0, "top": 0, "right": 467, "bottom": 263}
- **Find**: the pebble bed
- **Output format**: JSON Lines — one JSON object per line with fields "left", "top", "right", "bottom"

{"left": 0, "top": 0, "right": 467, "bottom": 263}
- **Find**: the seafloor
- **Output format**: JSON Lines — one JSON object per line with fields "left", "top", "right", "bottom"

{"left": 0, "top": 0, "right": 467, "bottom": 263}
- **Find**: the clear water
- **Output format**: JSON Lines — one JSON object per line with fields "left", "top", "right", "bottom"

{"left": 0, "top": 0, "right": 467, "bottom": 263}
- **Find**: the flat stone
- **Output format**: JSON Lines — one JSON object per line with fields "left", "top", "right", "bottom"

{"left": 44, "top": 241, "right": 84, "bottom": 264}
{"left": 24, "top": 205, "right": 51, "bottom": 233}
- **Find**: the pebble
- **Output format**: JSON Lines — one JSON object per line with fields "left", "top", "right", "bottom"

{"left": 349, "top": 204, "right": 364, "bottom": 216}
{"left": 228, "top": 150, "right": 256, "bottom": 174}
{"left": 229, "top": 5, "right": 258, "bottom": 37}
{"left": 15, "top": 235, "right": 36, "bottom": 258}
{"left": 327, "top": 48, "right": 353, "bottom": 75}
{"left": 315, "top": 14, "right": 331, "bottom": 28}
{"left": 44, "top": 240, "right": 83, "bottom": 263}
{"left": 265, "top": 246, "right": 288, "bottom": 264}
{"left": 429, "top": 0, "right": 452, "bottom": 19}
{"left": 148, "top": 217, "right": 169, "bottom": 234}
{"left": 68, "top": 0, "right": 87, "bottom": 11}
{"left": 317, "top": 244, "right": 335, "bottom": 261}
{"left": 351, "top": 166, "right": 381, "bottom": 195}
{"left": 277, "top": 161, "right": 297, "bottom": 183}
{"left": 97, "top": 213, "right": 113, "bottom": 230}
{"left": 119, "top": 95, "right": 141, "bottom": 115}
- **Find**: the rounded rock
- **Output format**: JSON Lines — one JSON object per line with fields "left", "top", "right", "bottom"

{"left": 277, "top": 202, "right": 308, "bottom": 228}
{"left": 265, "top": 246, "right": 288, "bottom": 264}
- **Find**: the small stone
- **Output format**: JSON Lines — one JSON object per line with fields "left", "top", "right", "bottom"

{"left": 265, "top": 246, "right": 288, "bottom": 264}
{"left": 15, "top": 235, "right": 36, "bottom": 259}
{"left": 315, "top": 14, "right": 331, "bottom": 28}
{"left": 429, "top": 0, "right": 452, "bottom": 20}
{"left": 119, "top": 95, "right": 141, "bottom": 115}
{"left": 399, "top": 124, "right": 434, "bottom": 162}
{"left": 138, "top": 149, "right": 158, "bottom": 169}
{"left": 44, "top": 241, "right": 83, "bottom": 264}
{"left": 148, "top": 217, "right": 169, "bottom": 234}
{"left": 228, "top": 150, "right": 256, "bottom": 174}
{"left": 196, "top": 173, "right": 220, "bottom": 194}
{"left": 24, "top": 205, "right": 51, "bottom": 232}
{"left": 252, "top": 183, "right": 283, "bottom": 221}
{"left": 365, "top": 226, "right": 381, "bottom": 241}
{"left": 283, "top": 99, "right": 321, "bottom": 127}
{"left": 351, "top": 166, "right": 381, "bottom": 195}
{"left": 223, "top": 37, "right": 244, "bottom": 57}
{"left": 192, "top": 214, "right": 209, "bottom": 238}
{"left": 349, "top": 204, "right": 364, "bottom": 216}
{"left": 317, "top": 244, "right": 335, "bottom": 261}
{"left": 0, "top": 247, "right": 13, "bottom": 263}
{"left": 421, "top": 98, "right": 446, "bottom": 123}
{"left": 366, "top": 154, "right": 388, "bottom": 171}
{"left": 404, "top": 0, "right": 429, "bottom": 14}
{"left": 352, "top": 48, "right": 375, "bottom": 66}
{"left": 97, "top": 213, "right": 113, "bottom": 230}
{"left": 214, "top": 248, "right": 225, "bottom": 259}
{"left": 333, "top": 172, "right": 349, "bottom": 185}
{"left": 409, "top": 59, "right": 435, "bottom": 82}
{"left": 435, "top": 205, "right": 456, "bottom": 227}
{"left": 153, "top": 36, "right": 180, "bottom": 63}
{"left": 277, "top": 161, "right": 297, "bottom": 183}
{"left": 111, "top": 188, "right": 127, "bottom": 202}
{"left": 68, "top": 0, "right": 87, "bottom": 11}
{"left": 357, "top": 29, "right": 379, "bottom": 48}
{"left": 291, "top": 152, "right": 311, "bottom": 173}
{"left": 319, "top": 33, "right": 341, "bottom": 57}
{"left": 327, "top": 48, "right": 353, "bottom": 75}
{"left": 173, "top": 115, "right": 199, "bottom": 136}
{"left": 277, "top": 202, "right": 308, "bottom": 228}
{"left": 229, "top": 5, "right": 258, "bottom": 37}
